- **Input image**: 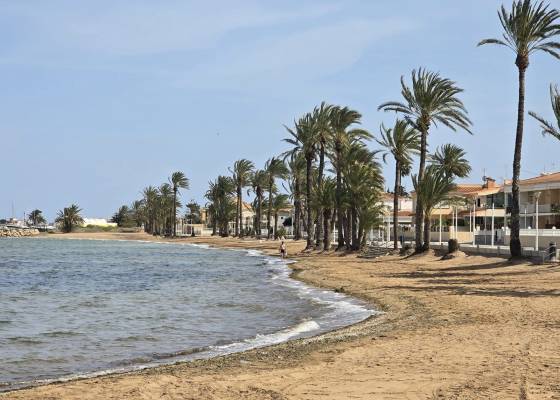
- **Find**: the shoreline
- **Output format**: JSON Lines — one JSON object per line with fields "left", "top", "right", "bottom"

{"left": 2, "top": 232, "right": 560, "bottom": 399}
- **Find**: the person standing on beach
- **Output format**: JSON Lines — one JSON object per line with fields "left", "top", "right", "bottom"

{"left": 280, "top": 240, "right": 287, "bottom": 259}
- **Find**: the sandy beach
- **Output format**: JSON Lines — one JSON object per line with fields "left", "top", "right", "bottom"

{"left": 2, "top": 232, "right": 560, "bottom": 399}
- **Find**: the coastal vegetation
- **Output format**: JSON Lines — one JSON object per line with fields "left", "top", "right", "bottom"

{"left": 27, "top": 209, "right": 46, "bottom": 226}
{"left": 55, "top": 204, "right": 84, "bottom": 233}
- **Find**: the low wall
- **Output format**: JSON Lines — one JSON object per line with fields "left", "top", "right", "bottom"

{"left": 503, "top": 235, "right": 560, "bottom": 251}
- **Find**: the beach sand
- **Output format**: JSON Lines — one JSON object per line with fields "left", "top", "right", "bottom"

{"left": 2, "top": 232, "right": 560, "bottom": 399}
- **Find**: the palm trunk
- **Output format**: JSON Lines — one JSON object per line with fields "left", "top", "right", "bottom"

{"left": 323, "top": 208, "right": 331, "bottom": 251}
{"left": 344, "top": 210, "right": 351, "bottom": 250}
{"left": 173, "top": 189, "right": 177, "bottom": 237}
{"left": 315, "top": 144, "right": 325, "bottom": 248}
{"left": 239, "top": 187, "right": 244, "bottom": 237}
{"left": 393, "top": 162, "right": 401, "bottom": 250}
{"left": 294, "top": 179, "right": 301, "bottom": 240}
{"left": 212, "top": 210, "right": 217, "bottom": 236}
{"left": 274, "top": 213, "right": 279, "bottom": 239}
{"left": 330, "top": 209, "right": 336, "bottom": 240}
{"left": 305, "top": 154, "right": 314, "bottom": 250}
{"left": 351, "top": 207, "right": 359, "bottom": 251}
{"left": 415, "top": 126, "right": 428, "bottom": 252}
{"left": 235, "top": 186, "right": 240, "bottom": 237}
{"left": 423, "top": 213, "right": 431, "bottom": 251}
{"left": 267, "top": 179, "right": 273, "bottom": 239}
{"left": 510, "top": 60, "right": 527, "bottom": 258}
{"left": 257, "top": 190, "right": 263, "bottom": 239}
{"left": 335, "top": 147, "right": 345, "bottom": 250}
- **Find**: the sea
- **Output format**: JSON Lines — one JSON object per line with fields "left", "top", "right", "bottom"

{"left": 0, "top": 237, "right": 376, "bottom": 391}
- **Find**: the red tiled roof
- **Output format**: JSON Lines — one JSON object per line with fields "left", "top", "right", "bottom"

{"left": 518, "top": 172, "right": 560, "bottom": 186}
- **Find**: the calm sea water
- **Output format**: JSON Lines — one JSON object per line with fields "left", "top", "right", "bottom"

{"left": 0, "top": 238, "right": 374, "bottom": 391}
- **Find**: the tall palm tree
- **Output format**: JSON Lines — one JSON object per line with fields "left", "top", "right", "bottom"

{"left": 328, "top": 105, "right": 371, "bottom": 250}
{"left": 478, "top": 0, "right": 560, "bottom": 257}
{"left": 379, "top": 68, "right": 472, "bottom": 252}
{"left": 284, "top": 114, "right": 318, "bottom": 250}
{"left": 169, "top": 171, "right": 190, "bottom": 237}
{"left": 230, "top": 159, "right": 255, "bottom": 237}
{"left": 529, "top": 84, "right": 560, "bottom": 141}
{"left": 285, "top": 150, "right": 306, "bottom": 240}
{"left": 429, "top": 144, "right": 472, "bottom": 179}
{"left": 311, "top": 102, "right": 332, "bottom": 248}
{"left": 413, "top": 167, "right": 456, "bottom": 250}
{"left": 264, "top": 157, "right": 288, "bottom": 239}
{"left": 55, "top": 204, "right": 84, "bottom": 233}
{"left": 249, "top": 169, "right": 268, "bottom": 239}
{"left": 376, "top": 119, "right": 420, "bottom": 250}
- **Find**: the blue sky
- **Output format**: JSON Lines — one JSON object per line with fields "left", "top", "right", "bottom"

{"left": 1, "top": 0, "right": 559, "bottom": 221}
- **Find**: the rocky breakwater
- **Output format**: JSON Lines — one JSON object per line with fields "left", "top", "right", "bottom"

{"left": 0, "top": 226, "right": 40, "bottom": 237}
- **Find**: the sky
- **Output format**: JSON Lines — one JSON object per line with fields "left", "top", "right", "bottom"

{"left": 1, "top": 0, "right": 560, "bottom": 221}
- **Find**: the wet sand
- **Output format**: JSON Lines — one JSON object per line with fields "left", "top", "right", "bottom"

{"left": 2, "top": 232, "right": 560, "bottom": 399}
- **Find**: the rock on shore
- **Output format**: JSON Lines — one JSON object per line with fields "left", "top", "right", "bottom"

{"left": 0, "top": 226, "right": 40, "bottom": 237}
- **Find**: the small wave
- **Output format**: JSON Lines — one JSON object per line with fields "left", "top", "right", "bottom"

{"left": 246, "top": 249, "right": 262, "bottom": 257}
{"left": 211, "top": 320, "right": 321, "bottom": 353}
{"left": 187, "top": 243, "right": 211, "bottom": 249}
{"left": 41, "top": 331, "right": 84, "bottom": 338}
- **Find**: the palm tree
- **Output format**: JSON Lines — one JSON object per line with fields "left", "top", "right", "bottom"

{"left": 159, "top": 183, "right": 174, "bottom": 236}
{"left": 529, "top": 84, "right": 560, "bottom": 141}
{"left": 328, "top": 105, "right": 371, "bottom": 250}
{"left": 230, "top": 159, "right": 255, "bottom": 237}
{"left": 376, "top": 119, "right": 420, "bottom": 250}
{"left": 343, "top": 142, "right": 385, "bottom": 250}
{"left": 379, "top": 68, "right": 472, "bottom": 252}
{"left": 55, "top": 204, "right": 84, "bottom": 233}
{"left": 142, "top": 186, "right": 159, "bottom": 234}
{"left": 169, "top": 171, "right": 190, "bottom": 237}
{"left": 429, "top": 144, "right": 472, "bottom": 179}
{"left": 111, "top": 205, "right": 130, "bottom": 227}
{"left": 311, "top": 102, "right": 332, "bottom": 248}
{"left": 284, "top": 114, "right": 318, "bottom": 250}
{"left": 413, "top": 167, "right": 456, "bottom": 251}
{"left": 264, "top": 157, "right": 288, "bottom": 239}
{"left": 130, "top": 200, "right": 145, "bottom": 228}
{"left": 314, "top": 178, "right": 336, "bottom": 250}
{"left": 27, "top": 209, "right": 46, "bottom": 226}
{"left": 249, "top": 169, "right": 268, "bottom": 239}
{"left": 205, "top": 176, "right": 236, "bottom": 236}
{"left": 285, "top": 150, "right": 306, "bottom": 240}
{"left": 478, "top": 0, "right": 560, "bottom": 258}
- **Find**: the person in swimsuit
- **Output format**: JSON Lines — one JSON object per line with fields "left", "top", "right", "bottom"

{"left": 280, "top": 240, "right": 287, "bottom": 259}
